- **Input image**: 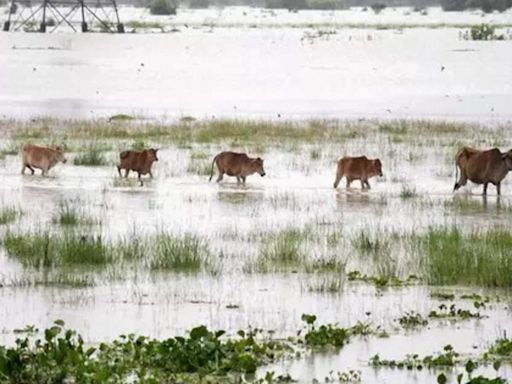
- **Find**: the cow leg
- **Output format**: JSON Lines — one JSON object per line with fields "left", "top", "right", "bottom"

{"left": 25, "top": 165, "right": 35, "bottom": 175}
{"left": 216, "top": 172, "right": 224, "bottom": 183}
{"left": 236, "top": 176, "right": 241, "bottom": 184}
{"left": 41, "top": 169, "right": 46, "bottom": 176}
{"left": 453, "top": 168, "right": 467, "bottom": 191}
{"left": 21, "top": 164, "right": 26, "bottom": 174}
{"left": 365, "top": 180, "right": 371, "bottom": 189}
{"left": 149, "top": 171, "right": 153, "bottom": 179}
{"left": 333, "top": 167, "right": 343, "bottom": 188}
{"left": 497, "top": 182, "right": 501, "bottom": 196}
{"left": 346, "top": 178, "right": 352, "bottom": 188}
{"left": 138, "top": 173, "right": 143, "bottom": 186}
{"left": 360, "top": 180, "right": 366, "bottom": 189}
{"left": 483, "top": 183, "right": 488, "bottom": 196}
{"left": 124, "top": 169, "right": 130, "bottom": 178}
{"left": 117, "top": 166, "right": 122, "bottom": 177}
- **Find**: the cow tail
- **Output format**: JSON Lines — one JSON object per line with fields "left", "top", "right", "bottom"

{"left": 209, "top": 155, "right": 218, "bottom": 182}
{"left": 453, "top": 148, "right": 463, "bottom": 191}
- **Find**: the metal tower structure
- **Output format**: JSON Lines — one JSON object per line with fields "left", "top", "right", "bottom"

{"left": 3, "top": 0, "right": 125, "bottom": 32}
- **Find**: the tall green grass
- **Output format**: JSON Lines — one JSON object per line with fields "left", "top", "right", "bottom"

{"left": 73, "top": 144, "right": 108, "bottom": 166}
{"left": 3, "top": 231, "right": 110, "bottom": 267}
{"left": 421, "top": 227, "right": 512, "bottom": 287}
{"left": 258, "top": 229, "right": 306, "bottom": 269}
{"left": 150, "top": 233, "right": 208, "bottom": 271}
{"left": 0, "top": 205, "right": 22, "bottom": 225}
{"left": 52, "top": 200, "right": 96, "bottom": 226}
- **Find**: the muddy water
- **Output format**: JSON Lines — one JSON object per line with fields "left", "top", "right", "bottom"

{"left": 0, "top": 139, "right": 511, "bottom": 382}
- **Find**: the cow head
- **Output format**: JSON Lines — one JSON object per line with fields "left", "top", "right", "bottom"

{"left": 373, "top": 159, "right": 383, "bottom": 177}
{"left": 252, "top": 157, "right": 266, "bottom": 177}
{"left": 54, "top": 145, "right": 67, "bottom": 164}
{"left": 502, "top": 150, "right": 512, "bottom": 170}
{"left": 147, "top": 148, "right": 159, "bottom": 162}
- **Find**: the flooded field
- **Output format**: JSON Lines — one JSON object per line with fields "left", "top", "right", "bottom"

{"left": 1, "top": 5, "right": 512, "bottom": 382}
{"left": 1, "top": 6, "right": 512, "bottom": 121}
{"left": 0, "top": 118, "right": 512, "bottom": 382}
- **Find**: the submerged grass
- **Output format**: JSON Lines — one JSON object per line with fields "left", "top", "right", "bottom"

{"left": 0, "top": 205, "right": 22, "bottom": 225}
{"left": 52, "top": 200, "right": 96, "bottom": 226}
{"left": 258, "top": 229, "right": 306, "bottom": 269}
{"left": 421, "top": 227, "right": 512, "bottom": 287}
{"left": 150, "top": 233, "right": 209, "bottom": 271}
{"left": 73, "top": 143, "right": 108, "bottom": 166}
{"left": 3, "top": 231, "right": 109, "bottom": 267}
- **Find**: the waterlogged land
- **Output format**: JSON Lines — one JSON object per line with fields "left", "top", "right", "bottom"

{"left": 0, "top": 118, "right": 512, "bottom": 383}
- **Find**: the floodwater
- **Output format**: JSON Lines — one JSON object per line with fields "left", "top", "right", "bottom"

{"left": 0, "top": 135, "right": 512, "bottom": 382}
{"left": 0, "top": 7, "right": 512, "bottom": 121}
{"left": 1, "top": 6, "right": 512, "bottom": 382}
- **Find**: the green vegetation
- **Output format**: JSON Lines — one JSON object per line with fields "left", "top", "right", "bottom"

{"left": 301, "top": 314, "right": 373, "bottom": 349}
{"left": 109, "top": 113, "right": 134, "bottom": 121}
{"left": 4, "top": 231, "right": 109, "bottom": 267}
{"left": 150, "top": 233, "right": 209, "bottom": 271}
{"left": 469, "top": 24, "right": 505, "bottom": 40}
{"left": 428, "top": 303, "right": 484, "bottom": 320}
{"left": 0, "top": 320, "right": 291, "bottom": 383}
{"left": 258, "top": 229, "right": 306, "bottom": 270}
{"left": 346, "top": 270, "right": 417, "bottom": 288}
{"left": 52, "top": 200, "right": 96, "bottom": 226}
{"left": 397, "top": 311, "right": 428, "bottom": 329}
{"left": 264, "top": 0, "right": 343, "bottom": 10}
{"left": 73, "top": 143, "right": 108, "bottom": 166}
{"left": 0, "top": 205, "right": 22, "bottom": 225}
{"left": 149, "top": 0, "right": 177, "bottom": 15}
{"left": 442, "top": 0, "right": 512, "bottom": 13}
{"left": 370, "top": 344, "right": 460, "bottom": 369}
{"left": 400, "top": 184, "right": 417, "bottom": 199}
{"left": 9, "top": 118, "right": 472, "bottom": 145}
{"left": 421, "top": 228, "right": 512, "bottom": 287}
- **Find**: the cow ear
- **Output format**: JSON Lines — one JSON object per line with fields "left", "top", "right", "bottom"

{"left": 502, "top": 154, "right": 508, "bottom": 161}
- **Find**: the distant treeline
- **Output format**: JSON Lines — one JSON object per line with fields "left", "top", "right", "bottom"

{"left": 122, "top": 0, "right": 512, "bottom": 13}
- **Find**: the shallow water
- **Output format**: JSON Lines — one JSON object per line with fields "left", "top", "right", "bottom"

{"left": 0, "top": 137, "right": 511, "bottom": 382}
{"left": 1, "top": 14, "right": 512, "bottom": 120}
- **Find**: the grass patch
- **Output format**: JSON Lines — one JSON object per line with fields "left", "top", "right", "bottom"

{"left": 0, "top": 205, "right": 22, "bottom": 225}
{"left": 52, "top": 200, "right": 96, "bottom": 226}
{"left": 3, "top": 231, "right": 110, "bottom": 267}
{"left": 150, "top": 233, "right": 208, "bottom": 272}
{"left": 400, "top": 184, "right": 417, "bottom": 199}
{"left": 421, "top": 227, "right": 512, "bottom": 287}
{"left": 258, "top": 229, "right": 306, "bottom": 270}
{"left": 73, "top": 144, "right": 108, "bottom": 166}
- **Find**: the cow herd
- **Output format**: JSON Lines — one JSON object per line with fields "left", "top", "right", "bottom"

{"left": 17, "top": 143, "right": 512, "bottom": 195}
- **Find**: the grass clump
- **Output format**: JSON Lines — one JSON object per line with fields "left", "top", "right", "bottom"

{"left": 52, "top": 200, "right": 96, "bottom": 226}
{"left": 150, "top": 233, "right": 208, "bottom": 272}
{"left": 73, "top": 144, "right": 108, "bottom": 166}
{"left": 400, "top": 184, "right": 417, "bottom": 199}
{"left": 149, "top": 0, "right": 177, "bottom": 15}
{"left": 421, "top": 227, "right": 512, "bottom": 287}
{"left": 0, "top": 205, "right": 22, "bottom": 225}
{"left": 259, "top": 229, "right": 306, "bottom": 270}
{"left": 3, "top": 231, "right": 110, "bottom": 267}
{"left": 397, "top": 311, "right": 428, "bottom": 329}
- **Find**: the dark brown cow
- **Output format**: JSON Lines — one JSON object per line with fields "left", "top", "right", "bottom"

{"left": 117, "top": 148, "right": 159, "bottom": 186}
{"left": 333, "top": 156, "right": 383, "bottom": 189}
{"left": 454, "top": 147, "right": 512, "bottom": 195}
{"left": 21, "top": 144, "right": 67, "bottom": 176}
{"left": 209, "top": 151, "right": 265, "bottom": 184}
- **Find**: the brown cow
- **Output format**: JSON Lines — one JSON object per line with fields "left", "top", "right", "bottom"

{"left": 454, "top": 147, "right": 512, "bottom": 195}
{"left": 209, "top": 151, "right": 265, "bottom": 184}
{"left": 117, "top": 148, "right": 159, "bottom": 186}
{"left": 333, "top": 156, "right": 383, "bottom": 189}
{"left": 21, "top": 144, "right": 67, "bottom": 176}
